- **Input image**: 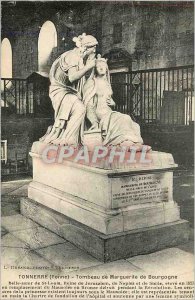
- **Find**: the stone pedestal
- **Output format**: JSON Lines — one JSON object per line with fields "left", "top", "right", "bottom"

{"left": 22, "top": 144, "right": 190, "bottom": 262}
{"left": 21, "top": 198, "right": 189, "bottom": 262}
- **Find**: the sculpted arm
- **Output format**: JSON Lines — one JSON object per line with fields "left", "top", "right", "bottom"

{"left": 83, "top": 79, "right": 99, "bottom": 130}
{"left": 60, "top": 51, "right": 96, "bottom": 83}
{"left": 68, "top": 63, "right": 94, "bottom": 83}
{"left": 68, "top": 57, "right": 96, "bottom": 83}
{"left": 86, "top": 98, "right": 99, "bottom": 129}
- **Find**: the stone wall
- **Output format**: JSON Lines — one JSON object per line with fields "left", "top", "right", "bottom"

{"left": 2, "top": 1, "right": 194, "bottom": 78}
{"left": 1, "top": 115, "right": 53, "bottom": 146}
{"left": 94, "top": 2, "right": 194, "bottom": 70}
{"left": 1, "top": 114, "right": 53, "bottom": 176}
{"left": 141, "top": 124, "right": 194, "bottom": 167}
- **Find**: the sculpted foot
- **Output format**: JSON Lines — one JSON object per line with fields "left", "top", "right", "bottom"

{"left": 44, "top": 128, "right": 61, "bottom": 143}
{"left": 129, "top": 143, "right": 152, "bottom": 152}
{"left": 51, "top": 129, "right": 65, "bottom": 145}
{"left": 143, "top": 145, "right": 152, "bottom": 151}
{"left": 58, "top": 136, "right": 77, "bottom": 147}
{"left": 39, "top": 126, "right": 53, "bottom": 142}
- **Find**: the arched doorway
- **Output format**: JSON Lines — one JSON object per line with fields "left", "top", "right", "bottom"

{"left": 38, "top": 20, "right": 57, "bottom": 74}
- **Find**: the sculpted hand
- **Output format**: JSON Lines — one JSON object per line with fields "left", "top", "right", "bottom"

{"left": 88, "top": 53, "right": 96, "bottom": 60}
{"left": 86, "top": 59, "right": 96, "bottom": 70}
{"left": 89, "top": 122, "right": 99, "bottom": 131}
{"left": 106, "top": 97, "right": 116, "bottom": 107}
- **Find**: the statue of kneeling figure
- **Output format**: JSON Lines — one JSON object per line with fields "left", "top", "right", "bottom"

{"left": 83, "top": 55, "right": 150, "bottom": 151}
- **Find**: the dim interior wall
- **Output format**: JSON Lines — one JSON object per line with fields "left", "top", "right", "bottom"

{"left": 1, "top": 115, "right": 53, "bottom": 150}
{"left": 1, "top": 115, "right": 52, "bottom": 176}
{"left": 9, "top": 20, "right": 74, "bottom": 78}
{"left": 100, "top": 3, "right": 194, "bottom": 69}
{"left": 2, "top": 2, "right": 194, "bottom": 78}
{"left": 141, "top": 124, "right": 194, "bottom": 167}
{"left": 3, "top": 9, "right": 78, "bottom": 78}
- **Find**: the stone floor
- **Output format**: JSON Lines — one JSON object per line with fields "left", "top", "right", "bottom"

{"left": 1, "top": 170, "right": 194, "bottom": 279}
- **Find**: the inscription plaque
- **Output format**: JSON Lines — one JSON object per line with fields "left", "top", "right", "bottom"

{"left": 111, "top": 172, "right": 173, "bottom": 208}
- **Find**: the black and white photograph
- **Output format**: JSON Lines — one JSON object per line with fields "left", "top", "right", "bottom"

{"left": 1, "top": 1, "right": 194, "bottom": 299}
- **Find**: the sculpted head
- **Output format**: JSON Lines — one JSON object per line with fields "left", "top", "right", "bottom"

{"left": 73, "top": 33, "right": 98, "bottom": 57}
{"left": 95, "top": 54, "right": 109, "bottom": 77}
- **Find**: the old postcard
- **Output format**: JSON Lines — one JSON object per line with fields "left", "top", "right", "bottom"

{"left": 1, "top": 1, "right": 194, "bottom": 299}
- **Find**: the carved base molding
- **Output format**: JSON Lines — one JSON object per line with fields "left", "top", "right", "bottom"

{"left": 21, "top": 198, "right": 190, "bottom": 262}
